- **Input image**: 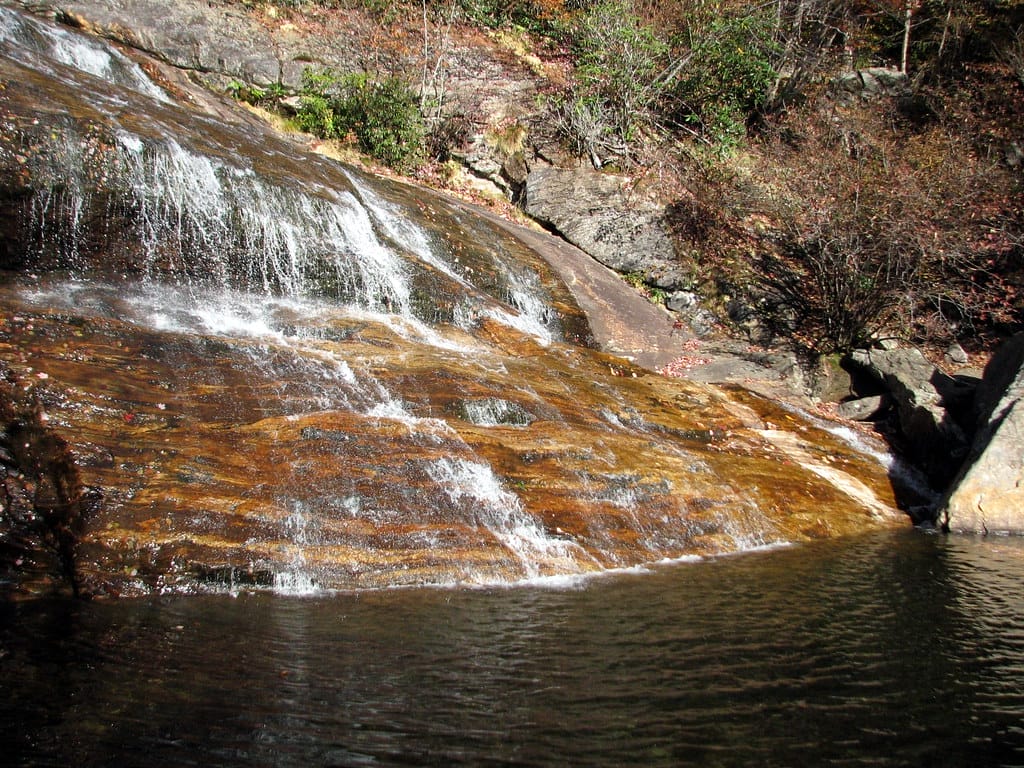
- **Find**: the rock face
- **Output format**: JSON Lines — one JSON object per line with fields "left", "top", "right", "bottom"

{"left": 524, "top": 165, "right": 685, "bottom": 289}
{"left": 941, "top": 334, "right": 1024, "bottom": 533}
{"left": 31, "top": 0, "right": 282, "bottom": 85}
{"left": 848, "top": 347, "right": 971, "bottom": 488}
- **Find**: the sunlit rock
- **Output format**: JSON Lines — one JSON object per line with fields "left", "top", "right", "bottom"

{"left": 942, "top": 333, "right": 1024, "bottom": 534}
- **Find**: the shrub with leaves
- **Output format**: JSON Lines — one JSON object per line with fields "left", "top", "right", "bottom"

{"left": 553, "top": 0, "right": 670, "bottom": 167}
{"left": 673, "top": 11, "right": 779, "bottom": 147}
{"left": 297, "top": 68, "right": 426, "bottom": 171}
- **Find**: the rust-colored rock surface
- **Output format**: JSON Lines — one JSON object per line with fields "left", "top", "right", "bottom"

{"left": 0, "top": 5, "right": 906, "bottom": 598}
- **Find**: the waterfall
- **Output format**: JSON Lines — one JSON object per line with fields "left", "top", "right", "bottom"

{"left": 0, "top": 5, "right": 904, "bottom": 597}
{"left": 17, "top": 109, "right": 562, "bottom": 346}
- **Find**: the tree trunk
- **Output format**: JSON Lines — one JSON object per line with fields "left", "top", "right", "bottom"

{"left": 900, "top": 0, "right": 914, "bottom": 74}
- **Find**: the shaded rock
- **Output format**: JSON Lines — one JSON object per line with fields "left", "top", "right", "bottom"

{"left": 941, "top": 333, "right": 1024, "bottom": 533}
{"left": 837, "top": 396, "right": 885, "bottom": 422}
{"left": 832, "top": 67, "right": 909, "bottom": 104}
{"left": 971, "top": 333, "right": 1024, "bottom": 429}
{"left": 849, "top": 347, "right": 968, "bottom": 486}
{"left": 808, "top": 355, "right": 854, "bottom": 403}
{"left": 945, "top": 341, "right": 969, "bottom": 365}
{"left": 524, "top": 166, "right": 686, "bottom": 289}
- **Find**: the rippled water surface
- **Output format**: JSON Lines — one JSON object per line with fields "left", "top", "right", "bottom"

{"left": 2, "top": 530, "right": 1023, "bottom": 767}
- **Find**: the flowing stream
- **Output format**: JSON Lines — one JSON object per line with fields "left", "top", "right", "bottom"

{"left": 1, "top": 5, "right": 904, "bottom": 597}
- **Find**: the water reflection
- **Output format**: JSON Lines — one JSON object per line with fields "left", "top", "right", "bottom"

{"left": 2, "top": 531, "right": 1023, "bottom": 767}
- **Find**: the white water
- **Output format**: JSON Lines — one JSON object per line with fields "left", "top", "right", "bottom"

{"left": 273, "top": 503, "right": 322, "bottom": 596}
{"left": 0, "top": 6, "right": 169, "bottom": 102}
{"left": 427, "top": 458, "right": 596, "bottom": 580}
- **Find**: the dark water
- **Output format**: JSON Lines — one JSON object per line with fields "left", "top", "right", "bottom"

{"left": 2, "top": 529, "right": 1023, "bottom": 767}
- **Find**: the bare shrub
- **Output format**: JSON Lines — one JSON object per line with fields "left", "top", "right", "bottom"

{"left": 678, "top": 99, "right": 1023, "bottom": 354}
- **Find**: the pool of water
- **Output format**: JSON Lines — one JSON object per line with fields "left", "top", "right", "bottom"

{"left": 2, "top": 529, "right": 1023, "bottom": 767}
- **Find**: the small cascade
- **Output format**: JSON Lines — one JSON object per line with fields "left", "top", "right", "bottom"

{"left": 82, "top": 133, "right": 417, "bottom": 312}
{"left": 427, "top": 458, "right": 595, "bottom": 580}
{"left": 0, "top": 5, "right": 169, "bottom": 102}
{"left": 461, "top": 398, "right": 535, "bottom": 427}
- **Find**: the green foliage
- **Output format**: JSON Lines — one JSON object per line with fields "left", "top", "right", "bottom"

{"left": 227, "top": 79, "right": 288, "bottom": 106}
{"left": 454, "top": 0, "right": 567, "bottom": 36}
{"left": 623, "top": 271, "right": 667, "bottom": 305}
{"left": 673, "top": 11, "right": 779, "bottom": 146}
{"left": 554, "top": 0, "right": 670, "bottom": 166}
{"left": 551, "top": 2, "right": 783, "bottom": 157}
{"left": 296, "top": 68, "right": 425, "bottom": 171}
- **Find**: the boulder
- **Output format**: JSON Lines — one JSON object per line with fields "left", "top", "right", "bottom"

{"left": 524, "top": 165, "right": 687, "bottom": 289}
{"left": 832, "top": 67, "right": 909, "bottom": 104}
{"left": 848, "top": 347, "right": 969, "bottom": 486}
{"left": 941, "top": 333, "right": 1024, "bottom": 533}
{"left": 837, "top": 395, "right": 885, "bottom": 422}
{"left": 944, "top": 341, "right": 969, "bottom": 366}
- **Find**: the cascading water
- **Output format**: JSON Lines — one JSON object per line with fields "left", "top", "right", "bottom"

{"left": 0, "top": 5, "right": 905, "bottom": 598}
{"left": 0, "top": 5, "right": 169, "bottom": 102}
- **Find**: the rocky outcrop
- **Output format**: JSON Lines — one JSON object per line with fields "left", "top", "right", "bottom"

{"left": 847, "top": 347, "right": 972, "bottom": 488}
{"left": 832, "top": 67, "right": 910, "bottom": 104}
{"left": 524, "top": 165, "right": 686, "bottom": 289}
{"left": 941, "top": 334, "right": 1024, "bottom": 533}
{"left": 26, "top": 0, "right": 282, "bottom": 85}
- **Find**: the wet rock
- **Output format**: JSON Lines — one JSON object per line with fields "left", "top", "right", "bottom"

{"left": 941, "top": 333, "right": 1024, "bottom": 533}
{"left": 0, "top": 374, "right": 90, "bottom": 597}
{"left": 300, "top": 426, "right": 354, "bottom": 444}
